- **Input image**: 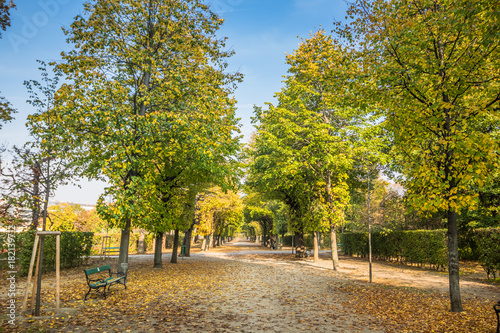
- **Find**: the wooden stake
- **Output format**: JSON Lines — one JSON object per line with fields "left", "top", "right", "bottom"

{"left": 55, "top": 234, "right": 60, "bottom": 314}
{"left": 34, "top": 235, "right": 45, "bottom": 316}
{"left": 30, "top": 238, "right": 43, "bottom": 314}
{"left": 22, "top": 235, "right": 39, "bottom": 313}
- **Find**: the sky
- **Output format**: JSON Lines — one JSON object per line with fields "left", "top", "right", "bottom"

{"left": 0, "top": 0, "right": 349, "bottom": 205}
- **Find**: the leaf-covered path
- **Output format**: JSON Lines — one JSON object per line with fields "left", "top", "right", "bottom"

{"left": 2, "top": 238, "right": 499, "bottom": 332}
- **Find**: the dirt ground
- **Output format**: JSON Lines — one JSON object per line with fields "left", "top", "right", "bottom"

{"left": 1, "top": 238, "right": 499, "bottom": 332}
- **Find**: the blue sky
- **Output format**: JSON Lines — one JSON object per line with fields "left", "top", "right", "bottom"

{"left": 0, "top": 0, "right": 348, "bottom": 204}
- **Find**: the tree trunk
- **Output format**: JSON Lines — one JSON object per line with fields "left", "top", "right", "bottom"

{"left": 153, "top": 232, "right": 163, "bottom": 268}
{"left": 210, "top": 232, "right": 215, "bottom": 249}
{"left": 137, "top": 229, "right": 146, "bottom": 254}
{"left": 164, "top": 232, "right": 170, "bottom": 249}
{"left": 330, "top": 224, "right": 339, "bottom": 270}
{"left": 201, "top": 237, "right": 206, "bottom": 251}
{"left": 30, "top": 162, "right": 41, "bottom": 230}
{"left": 294, "top": 231, "right": 304, "bottom": 247}
{"left": 41, "top": 160, "right": 50, "bottom": 231}
{"left": 326, "top": 171, "right": 339, "bottom": 270}
{"left": 118, "top": 217, "right": 131, "bottom": 273}
{"left": 447, "top": 209, "right": 463, "bottom": 312}
{"left": 313, "top": 231, "right": 319, "bottom": 263}
{"left": 183, "top": 227, "right": 193, "bottom": 257}
{"left": 171, "top": 229, "right": 179, "bottom": 264}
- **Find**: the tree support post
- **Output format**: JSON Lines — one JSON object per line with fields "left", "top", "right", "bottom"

{"left": 21, "top": 231, "right": 61, "bottom": 316}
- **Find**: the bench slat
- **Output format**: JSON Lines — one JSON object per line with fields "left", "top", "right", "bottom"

{"left": 85, "top": 265, "right": 111, "bottom": 276}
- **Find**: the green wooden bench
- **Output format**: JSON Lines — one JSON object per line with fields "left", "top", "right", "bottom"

{"left": 83, "top": 264, "right": 127, "bottom": 300}
{"left": 102, "top": 246, "right": 120, "bottom": 257}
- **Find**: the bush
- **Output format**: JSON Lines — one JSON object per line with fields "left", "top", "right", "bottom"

{"left": 474, "top": 228, "right": 500, "bottom": 279}
{"left": 3, "top": 230, "right": 94, "bottom": 276}
{"left": 341, "top": 230, "right": 447, "bottom": 268}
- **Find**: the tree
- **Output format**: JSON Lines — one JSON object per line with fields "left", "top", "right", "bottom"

{"left": 56, "top": 0, "right": 242, "bottom": 271}
{"left": 343, "top": 0, "right": 500, "bottom": 312}
{"left": 0, "top": 0, "right": 15, "bottom": 35}
{"left": 197, "top": 187, "right": 243, "bottom": 249}
{"left": 267, "top": 199, "right": 289, "bottom": 244}
{"left": 0, "top": 0, "right": 16, "bottom": 128}
{"left": 46, "top": 203, "right": 83, "bottom": 231}
{"left": 242, "top": 192, "right": 275, "bottom": 245}
{"left": 1, "top": 63, "right": 78, "bottom": 230}
{"left": 25, "top": 62, "right": 80, "bottom": 231}
{"left": 248, "top": 30, "right": 371, "bottom": 267}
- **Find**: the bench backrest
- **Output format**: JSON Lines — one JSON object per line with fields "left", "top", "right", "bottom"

{"left": 85, "top": 265, "right": 111, "bottom": 276}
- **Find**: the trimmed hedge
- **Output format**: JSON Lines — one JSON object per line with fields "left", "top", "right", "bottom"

{"left": 341, "top": 228, "right": 500, "bottom": 277}
{"left": 1, "top": 230, "right": 93, "bottom": 276}
{"left": 474, "top": 228, "right": 500, "bottom": 279}
{"left": 342, "top": 230, "right": 448, "bottom": 269}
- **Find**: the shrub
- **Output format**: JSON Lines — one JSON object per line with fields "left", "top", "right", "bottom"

{"left": 3, "top": 230, "right": 93, "bottom": 276}
{"left": 474, "top": 228, "right": 500, "bottom": 279}
{"left": 341, "top": 230, "right": 447, "bottom": 268}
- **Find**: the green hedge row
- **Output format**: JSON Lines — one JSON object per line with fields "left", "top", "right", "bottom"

{"left": 474, "top": 228, "right": 500, "bottom": 279}
{"left": 1, "top": 230, "right": 93, "bottom": 276}
{"left": 341, "top": 228, "right": 500, "bottom": 277}
{"left": 341, "top": 230, "right": 448, "bottom": 268}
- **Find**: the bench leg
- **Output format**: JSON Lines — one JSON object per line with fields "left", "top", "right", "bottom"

{"left": 494, "top": 304, "right": 500, "bottom": 333}
{"left": 84, "top": 287, "right": 106, "bottom": 301}
{"left": 84, "top": 287, "right": 92, "bottom": 301}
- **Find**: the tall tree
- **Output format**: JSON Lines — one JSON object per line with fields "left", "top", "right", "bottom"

{"left": 342, "top": 0, "right": 500, "bottom": 312}
{"left": 247, "top": 30, "right": 374, "bottom": 267}
{"left": 56, "top": 0, "right": 242, "bottom": 271}
{"left": 1, "top": 63, "right": 77, "bottom": 229}
{"left": 198, "top": 187, "right": 243, "bottom": 248}
{"left": 25, "top": 62, "right": 80, "bottom": 231}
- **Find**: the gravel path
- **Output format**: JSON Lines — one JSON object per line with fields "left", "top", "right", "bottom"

{"left": 5, "top": 238, "right": 498, "bottom": 332}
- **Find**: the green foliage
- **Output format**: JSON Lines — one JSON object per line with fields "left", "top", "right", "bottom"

{"left": 55, "top": 0, "right": 242, "bottom": 235}
{"left": 247, "top": 30, "right": 362, "bottom": 235}
{"left": 47, "top": 203, "right": 83, "bottom": 231}
{"left": 341, "top": 0, "right": 500, "bottom": 214}
{"left": 474, "top": 228, "right": 500, "bottom": 279}
{"left": 23, "top": 61, "right": 82, "bottom": 231}
{"left": 242, "top": 193, "right": 289, "bottom": 239}
{"left": 281, "top": 233, "right": 330, "bottom": 249}
{"left": 267, "top": 200, "right": 289, "bottom": 236}
{"left": 0, "top": 94, "right": 15, "bottom": 129}
{"left": 11, "top": 230, "right": 93, "bottom": 276}
{"left": 197, "top": 187, "right": 243, "bottom": 237}
{"left": 342, "top": 230, "right": 448, "bottom": 268}
{"left": 343, "top": 227, "right": 500, "bottom": 277}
